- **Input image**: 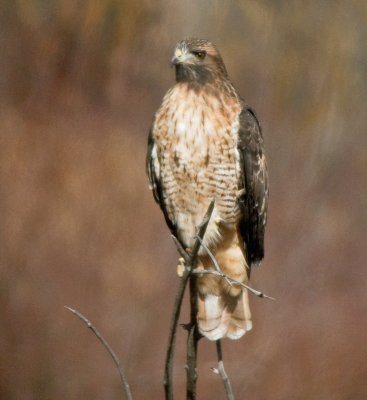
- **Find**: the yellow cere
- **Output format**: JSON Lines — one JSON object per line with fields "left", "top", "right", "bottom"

{"left": 175, "top": 48, "right": 183, "bottom": 58}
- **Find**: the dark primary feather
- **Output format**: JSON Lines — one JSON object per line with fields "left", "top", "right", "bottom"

{"left": 146, "top": 128, "right": 177, "bottom": 237}
{"left": 237, "top": 106, "right": 269, "bottom": 265}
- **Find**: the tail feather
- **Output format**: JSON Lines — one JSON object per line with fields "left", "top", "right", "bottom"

{"left": 197, "top": 289, "right": 252, "bottom": 341}
{"left": 226, "top": 289, "right": 252, "bottom": 339}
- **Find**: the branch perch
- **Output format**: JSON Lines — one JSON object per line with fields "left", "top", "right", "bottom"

{"left": 164, "top": 198, "right": 272, "bottom": 399}
{"left": 192, "top": 268, "right": 274, "bottom": 300}
{"left": 164, "top": 199, "right": 215, "bottom": 400}
{"left": 65, "top": 306, "right": 133, "bottom": 400}
{"left": 186, "top": 269, "right": 199, "bottom": 400}
{"left": 212, "top": 340, "right": 234, "bottom": 400}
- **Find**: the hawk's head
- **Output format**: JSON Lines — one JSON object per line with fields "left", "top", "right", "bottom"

{"left": 171, "top": 38, "right": 228, "bottom": 84}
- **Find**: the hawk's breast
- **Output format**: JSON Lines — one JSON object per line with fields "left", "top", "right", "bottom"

{"left": 153, "top": 84, "right": 242, "bottom": 247}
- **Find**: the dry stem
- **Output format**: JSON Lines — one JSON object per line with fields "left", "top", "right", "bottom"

{"left": 65, "top": 306, "right": 133, "bottom": 400}
{"left": 164, "top": 199, "right": 215, "bottom": 400}
{"left": 212, "top": 340, "right": 234, "bottom": 400}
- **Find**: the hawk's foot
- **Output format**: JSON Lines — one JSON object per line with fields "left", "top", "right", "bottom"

{"left": 214, "top": 216, "right": 221, "bottom": 225}
{"left": 176, "top": 257, "right": 186, "bottom": 277}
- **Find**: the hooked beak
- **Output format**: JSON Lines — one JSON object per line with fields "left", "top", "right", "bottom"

{"left": 171, "top": 47, "right": 186, "bottom": 66}
{"left": 171, "top": 56, "right": 180, "bottom": 65}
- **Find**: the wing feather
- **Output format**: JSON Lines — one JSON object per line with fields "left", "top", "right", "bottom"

{"left": 237, "top": 106, "right": 269, "bottom": 265}
{"left": 146, "top": 128, "right": 177, "bottom": 236}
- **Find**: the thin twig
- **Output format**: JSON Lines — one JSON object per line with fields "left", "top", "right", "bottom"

{"left": 164, "top": 199, "right": 215, "bottom": 400}
{"left": 65, "top": 306, "right": 133, "bottom": 400}
{"left": 191, "top": 268, "right": 275, "bottom": 300}
{"left": 186, "top": 274, "right": 199, "bottom": 400}
{"left": 195, "top": 235, "right": 234, "bottom": 288}
{"left": 189, "top": 199, "right": 215, "bottom": 260}
{"left": 171, "top": 235, "right": 189, "bottom": 262}
{"left": 185, "top": 200, "right": 216, "bottom": 399}
{"left": 212, "top": 341, "right": 234, "bottom": 400}
{"left": 163, "top": 265, "right": 191, "bottom": 400}
{"left": 192, "top": 236, "right": 275, "bottom": 300}
{"left": 195, "top": 235, "right": 221, "bottom": 273}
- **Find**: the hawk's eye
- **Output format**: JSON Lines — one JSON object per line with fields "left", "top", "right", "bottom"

{"left": 192, "top": 51, "right": 206, "bottom": 60}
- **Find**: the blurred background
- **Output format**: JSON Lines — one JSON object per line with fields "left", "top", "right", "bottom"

{"left": 0, "top": 1, "right": 366, "bottom": 399}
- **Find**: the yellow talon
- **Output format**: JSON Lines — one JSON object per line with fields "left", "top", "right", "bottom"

{"left": 176, "top": 257, "right": 185, "bottom": 277}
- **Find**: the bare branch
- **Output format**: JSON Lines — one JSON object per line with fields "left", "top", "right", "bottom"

{"left": 186, "top": 273, "right": 200, "bottom": 400}
{"left": 194, "top": 235, "right": 234, "bottom": 288}
{"left": 195, "top": 235, "right": 221, "bottom": 273}
{"left": 189, "top": 199, "right": 215, "bottom": 261}
{"left": 65, "top": 306, "right": 133, "bottom": 400}
{"left": 191, "top": 268, "right": 275, "bottom": 300}
{"left": 194, "top": 234, "right": 274, "bottom": 300}
{"left": 185, "top": 200, "right": 215, "bottom": 399}
{"left": 164, "top": 199, "right": 215, "bottom": 400}
{"left": 163, "top": 264, "right": 191, "bottom": 400}
{"left": 171, "top": 235, "right": 189, "bottom": 262}
{"left": 212, "top": 340, "right": 234, "bottom": 400}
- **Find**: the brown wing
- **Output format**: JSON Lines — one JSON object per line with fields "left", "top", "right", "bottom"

{"left": 237, "top": 106, "right": 268, "bottom": 265}
{"left": 146, "top": 127, "right": 177, "bottom": 237}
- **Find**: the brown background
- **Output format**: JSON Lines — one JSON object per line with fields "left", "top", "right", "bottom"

{"left": 1, "top": 1, "right": 366, "bottom": 399}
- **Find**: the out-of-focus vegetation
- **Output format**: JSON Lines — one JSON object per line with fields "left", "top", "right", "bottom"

{"left": 0, "top": 1, "right": 366, "bottom": 399}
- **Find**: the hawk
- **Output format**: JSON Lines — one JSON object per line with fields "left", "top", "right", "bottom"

{"left": 147, "top": 38, "right": 268, "bottom": 340}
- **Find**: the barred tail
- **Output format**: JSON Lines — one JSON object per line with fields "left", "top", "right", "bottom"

{"left": 197, "top": 289, "right": 252, "bottom": 340}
